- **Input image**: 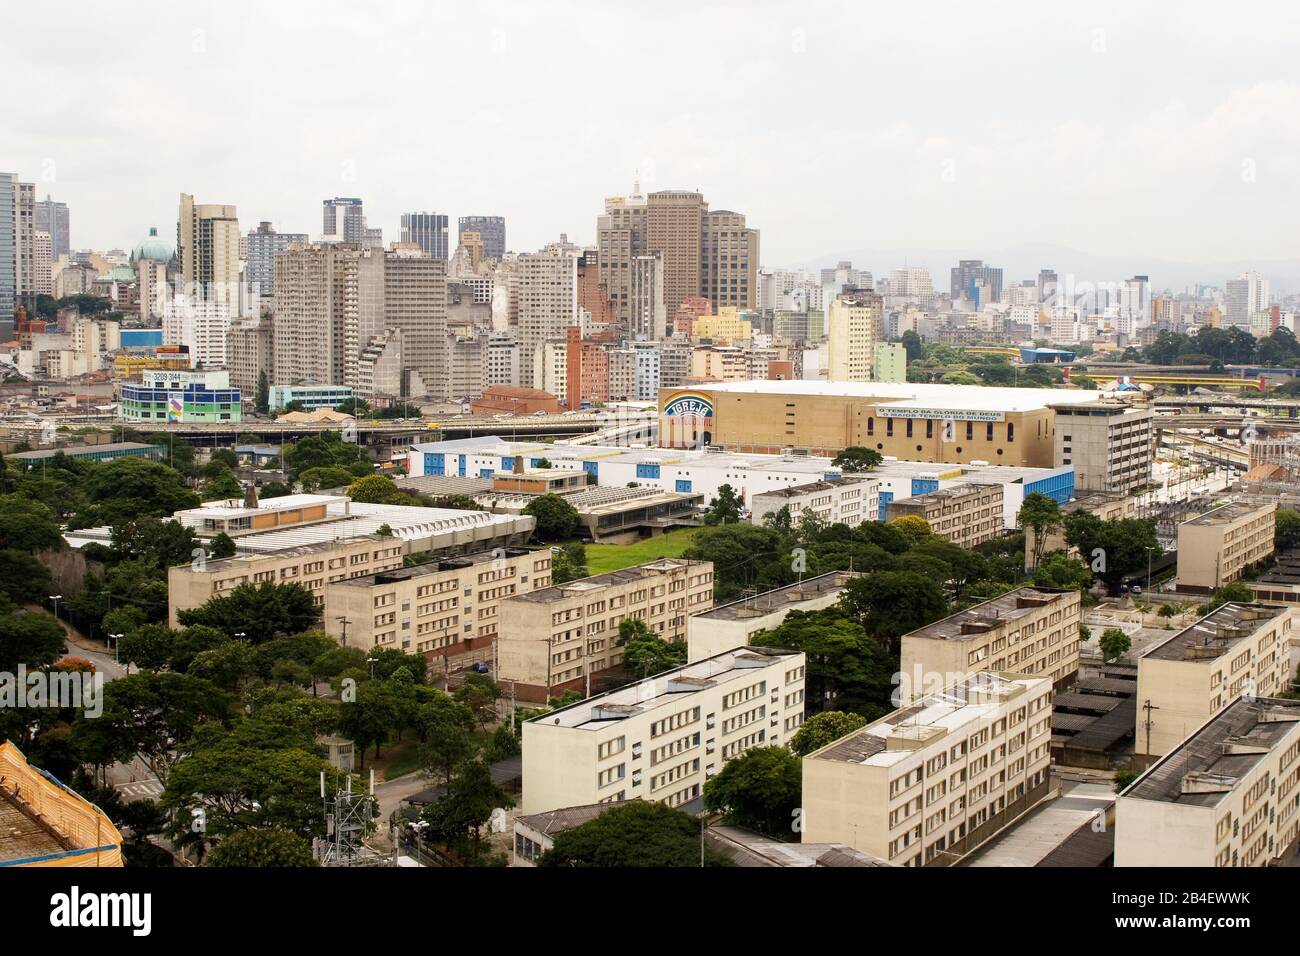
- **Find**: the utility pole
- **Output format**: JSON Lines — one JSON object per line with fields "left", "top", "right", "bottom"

{"left": 337, "top": 616, "right": 351, "bottom": 646}
{"left": 1141, "top": 698, "right": 1160, "bottom": 755}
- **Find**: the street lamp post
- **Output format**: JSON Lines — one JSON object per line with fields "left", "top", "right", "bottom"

{"left": 1145, "top": 546, "right": 1156, "bottom": 592}
{"left": 109, "top": 632, "right": 123, "bottom": 664}
{"left": 49, "top": 594, "right": 63, "bottom": 621}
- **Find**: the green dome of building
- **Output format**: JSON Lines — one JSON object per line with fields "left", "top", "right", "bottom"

{"left": 131, "top": 226, "right": 173, "bottom": 264}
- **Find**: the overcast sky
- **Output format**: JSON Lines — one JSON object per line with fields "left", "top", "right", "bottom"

{"left": 5, "top": 0, "right": 1299, "bottom": 275}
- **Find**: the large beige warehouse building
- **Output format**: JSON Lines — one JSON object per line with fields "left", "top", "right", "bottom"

{"left": 1115, "top": 696, "right": 1300, "bottom": 867}
{"left": 1135, "top": 602, "right": 1293, "bottom": 756}
{"left": 521, "top": 645, "right": 806, "bottom": 814}
{"left": 658, "top": 380, "right": 1106, "bottom": 466}
{"left": 801, "top": 671, "right": 1054, "bottom": 866}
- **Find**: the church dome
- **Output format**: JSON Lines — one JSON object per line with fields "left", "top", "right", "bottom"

{"left": 131, "top": 226, "right": 173, "bottom": 264}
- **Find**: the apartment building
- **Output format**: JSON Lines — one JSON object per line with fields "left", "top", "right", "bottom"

{"left": 750, "top": 475, "right": 879, "bottom": 529}
{"left": 323, "top": 548, "right": 552, "bottom": 662}
{"left": 226, "top": 317, "right": 274, "bottom": 396}
{"left": 167, "top": 536, "right": 406, "bottom": 627}
{"left": 1116, "top": 695, "right": 1300, "bottom": 867}
{"left": 497, "top": 559, "right": 715, "bottom": 702}
{"left": 801, "top": 671, "right": 1054, "bottom": 866}
{"left": 1135, "top": 602, "right": 1294, "bottom": 756}
{"left": 900, "top": 587, "right": 1083, "bottom": 700}
{"left": 520, "top": 645, "right": 806, "bottom": 813}
{"left": 701, "top": 209, "right": 758, "bottom": 311}
{"left": 516, "top": 242, "right": 578, "bottom": 389}
{"left": 1051, "top": 401, "right": 1153, "bottom": 494}
{"left": 686, "top": 571, "right": 860, "bottom": 663}
{"left": 1176, "top": 500, "right": 1277, "bottom": 593}
{"left": 177, "top": 193, "right": 240, "bottom": 314}
{"left": 826, "top": 291, "right": 884, "bottom": 383}
{"left": 886, "top": 483, "right": 1003, "bottom": 549}
{"left": 1024, "top": 491, "right": 1136, "bottom": 570}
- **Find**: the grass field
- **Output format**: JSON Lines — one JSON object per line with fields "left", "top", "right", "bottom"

{"left": 583, "top": 527, "right": 701, "bottom": 575}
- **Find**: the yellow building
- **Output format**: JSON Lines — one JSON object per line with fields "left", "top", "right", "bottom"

{"left": 1176, "top": 501, "right": 1276, "bottom": 593}
{"left": 692, "top": 306, "right": 753, "bottom": 343}
{"left": 0, "top": 742, "right": 123, "bottom": 867}
{"left": 657, "top": 380, "right": 1105, "bottom": 464}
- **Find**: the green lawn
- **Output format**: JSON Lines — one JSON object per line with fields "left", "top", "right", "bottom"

{"left": 583, "top": 527, "right": 701, "bottom": 575}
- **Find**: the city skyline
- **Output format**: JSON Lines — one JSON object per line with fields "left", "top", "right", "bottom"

{"left": 3, "top": 1, "right": 1300, "bottom": 273}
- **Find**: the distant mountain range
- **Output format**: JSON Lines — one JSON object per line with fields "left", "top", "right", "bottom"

{"left": 800, "top": 242, "right": 1299, "bottom": 297}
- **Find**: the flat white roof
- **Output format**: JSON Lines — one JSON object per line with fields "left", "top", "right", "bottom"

{"left": 696, "top": 380, "right": 1106, "bottom": 413}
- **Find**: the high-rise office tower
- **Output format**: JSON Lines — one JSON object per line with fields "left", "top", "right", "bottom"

{"left": 1225, "top": 271, "right": 1269, "bottom": 327}
{"left": 31, "top": 232, "right": 53, "bottom": 296}
{"left": 382, "top": 244, "right": 448, "bottom": 398}
{"left": 629, "top": 253, "right": 667, "bottom": 340}
{"left": 457, "top": 216, "right": 506, "bottom": 260}
{"left": 13, "top": 181, "right": 36, "bottom": 308}
{"left": 826, "top": 290, "right": 884, "bottom": 383}
{"left": 400, "top": 213, "right": 450, "bottom": 260}
{"left": 950, "top": 259, "right": 1003, "bottom": 303}
{"left": 35, "top": 196, "right": 69, "bottom": 261}
{"left": 0, "top": 174, "right": 14, "bottom": 339}
{"left": 646, "top": 189, "right": 705, "bottom": 320}
{"left": 597, "top": 190, "right": 648, "bottom": 332}
{"left": 516, "top": 241, "right": 579, "bottom": 389}
{"left": 887, "top": 267, "right": 934, "bottom": 304}
{"left": 700, "top": 209, "right": 759, "bottom": 311}
{"left": 177, "top": 193, "right": 240, "bottom": 314}
{"left": 322, "top": 197, "right": 368, "bottom": 243}
{"left": 245, "top": 221, "right": 308, "bottom": 297}
{"left": 1037, "top": 269, "right": 1058, "bottom": 306}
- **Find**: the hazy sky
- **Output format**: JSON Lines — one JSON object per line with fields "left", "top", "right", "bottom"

{"left": 5, "top": 0, "right": 1300, "bottom": 272}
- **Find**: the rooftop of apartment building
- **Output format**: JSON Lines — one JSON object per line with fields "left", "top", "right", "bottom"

{"left": 752, "top": 475, "right": 876, "bottom": 499}
{"left": 807, "top": 671, "right": 1047, "bottom": 767}
{"left": 904, "top": 587, "right": 1077, "bottom": 643}
{"left": 694, "top": 571, "right": 859, "bottom": 622}
{"left": 332, "top": 547, "right": 536, "bottom": 588}
{"left": 511, "top": 558, "right": 709, "bottom": 605}
{"left": 170, "top": 538, "right": 392, "bottom": 575}
{"left": 1142, "top": 603, "right": 1288, "bottom": 664}
{"left": 893, "top": 482, "right": 1002, "bottom": 504}
{"left": 706, "top": 824, "right": 892, "bottom": 867}
{"left": 515, "top": 802, "right": 614, "bottom": 838}
{"left": 1121, "top": 696, "right": 1300, "bottom": 806}
{"left": 1253, "top": 549, "right": 1300, "bottom": 587}
{"left": 694, "top": 379, "right": 1105, "bottom": 413}
{"left": 1182, "top": 500, "right": 1276, "bottom": 527}
{"left": 533, "top": 645, "right": 802, "bottom": 730}
{"left": 1049, "top": 401, "right": 1153, "bottom": 418}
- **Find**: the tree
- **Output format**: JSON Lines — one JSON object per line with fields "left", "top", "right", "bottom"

{"left": 0, "top": 603, "right": 66, "bottom": 671}
{"left": 70, "top": 458, "right": 199, "bottom": 529}
{"left": 703, "top": 484, "right": 744, "bottom": 525}
{"left": 254, "top": 371, "right": 270, "bottom": 415}
{"left": 299, "top": 466, "right": 358, "bottom": 492}
{"left": 1202, "top": 580, "right": 1255, "bottom": 613}
{"left": 417, "top": 694, "right": 478, "bottom": 789}
{"left": 1032, "top": 553, "right": 1094, "bottom": 592}
{"left": 551, "top": 541, "right": 589, "bottom": 584}
{"left": 0, "top": 550, "right": 53, "bottom": 603}
{"left": 900, "top": 330, "right": 923, "bottom": 363}
{"left": 908, "top": 537, "right": 988, "bottom": 601}
{"left": 790, "top": 710, "right": 867, "bottom": 756}
{"left": 1113, "top": 769, "right": 1139, "bottom": 794}
{"left": 1018, "top": 492, "right": 1062, "bottom": 569}
{"left": 1277, "top": 509, "right": 1300, "bottom": 552}
{"left": 420, "top": 759, "right": 512, "bottom": 863}
{"left": 540, "top": 801, "right": 728, "bottom": 867}
{"left": 0, "top": 495, "right": 64, "bottom": 551}
{"left": 208, "top": 532, "right": 237, "bottom": 559}
{"left": 523, "top": 494, "right": 579, "bottom": 541}
{"left": 618, "top": 627, "right": 686, "bottom": 679}
{"left": 1062, "top": 513, "right": 1159, "bottom": 593}
{"left": 1099, "top": 627, "right": 1131, "bottom": 662}
{"left": 117, "top": 623, "right": 177, "bottom": 671}
{"left": 337, "top": 681, "right": 401, "bottom": 768}
{"left": 347, "top": 474, "right": 405, "bottom": 504}
{"left": 752, "top": 608, "right": 895, "bottom": 718}
{"left": 176, "top": 581, "right": 321, "bottom": 642}
{"left": 703, "top": 746, "right": 802, "bottom": 836}
{"left": 831, "top": 447, "right": 883, "bottom": 473}
{"left": 841, "top": 571, "right": 948, "bottom": 651}
{"left": 109, "top": 517, "right": 199, "bottom": 570}
{"left": 162, "top": 744, "right": 330, "bottom": 844}
{"left": 888, "top": 514, "right": 932, "bottom": 544}
{"left": 206, "top": 828, "right": 317, "bottom": 867}
{"left": 71, "top": 672, "right": 232, "bottom": 786}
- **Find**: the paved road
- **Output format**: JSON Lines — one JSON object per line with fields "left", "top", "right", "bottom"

{"left": 32, "top": 608, "right": 128, "bottom": 682}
